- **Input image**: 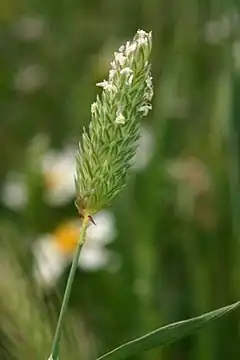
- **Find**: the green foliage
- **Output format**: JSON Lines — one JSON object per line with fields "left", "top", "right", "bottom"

{"left": 97, "top": 301, "right": 240, "bottom": 359}
{"left": 0, "top": 1, "right": 239, "bottom": 360}
{"left": 0, "top": 243, "right": 85, "bottom": 360}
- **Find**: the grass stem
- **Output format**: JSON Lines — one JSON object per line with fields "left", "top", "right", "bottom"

{"left": 49, "top": 214, "right": 89, "bottom": 360}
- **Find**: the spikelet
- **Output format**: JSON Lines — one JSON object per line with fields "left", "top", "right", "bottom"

{"left": 75, "top": 30, "right": 153, "bottom": 217}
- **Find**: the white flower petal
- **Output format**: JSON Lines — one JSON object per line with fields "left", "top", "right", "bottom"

{"left": 42, "top": 146, "right": 76, "bottom": 206}
{"left": 131, "top": 125, "right": 155, "bottom": 172}
{"left": 87, "top": 210, "right": 117, "bottom": 245}
{"left": 78, "top": 246, "right": 111, "bottom": 271}
{"left": 1, "top": 173, "right": 28, "bottom": 210}
{"left": 33, "top": 236, "right": 69, "bottom": 287}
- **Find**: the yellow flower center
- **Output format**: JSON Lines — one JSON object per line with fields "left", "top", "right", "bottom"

{"left": 44, "top": 170, "right": 63, "bottom": 189}
{"left": 53, "top": 222, "right": 79, "bottom": 254}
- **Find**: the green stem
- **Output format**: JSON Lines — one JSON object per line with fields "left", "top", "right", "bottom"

{"left": 49, "top": 214, "right": 89, "bottom": 360}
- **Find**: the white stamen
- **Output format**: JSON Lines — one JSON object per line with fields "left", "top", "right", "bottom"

{"left": 137, "top": 37, "right": 148, "bottom": 46}
{"left": 137, "top": 29, "right": 148, "bottom": 37}
{"left": 120, "top": 67, "right": 132, "bottom": 75}
{"left": 96, "top": 80, "right": 117, "bottom": 92}
{"left": 146, "top": 75, "right": 152, "bottom": 88}
{"left": 109, "top": 69, "right": 116, "bottom": 79}
{"left": 91, "top": 102, "right": 97, "bottom": 114}
{"left": 114, "top": 52, "right": 126, "bottom": 66}
{"left": 110, "top": 60, "right": 117, "bottom": 69}
{"left": 116, "top": 110, "right": 125, "bottom": 124}
{"left": 125, "top": 42, "right": 137, "bottom": 56}
{"left": 138, "top": 104, "right": 152, "bottom": 116}
{"left": 127, "top": 73, "right": 134, "bottom": 85}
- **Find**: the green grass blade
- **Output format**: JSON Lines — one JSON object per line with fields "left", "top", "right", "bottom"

{"left": 97, "top": 301, "right": 240, "bottom": 360}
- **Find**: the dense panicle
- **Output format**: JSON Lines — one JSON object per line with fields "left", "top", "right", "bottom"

{"left": 75, "top": 30, "right": 153, "bottom": 216}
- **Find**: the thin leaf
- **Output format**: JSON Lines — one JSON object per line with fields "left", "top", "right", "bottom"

{"left": 97, "top": 301, "right": 240, "bottom": 360}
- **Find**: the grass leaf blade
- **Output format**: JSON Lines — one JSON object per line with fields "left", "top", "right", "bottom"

{"left": 97, "top": 301, "right": 240, "bottom": 360}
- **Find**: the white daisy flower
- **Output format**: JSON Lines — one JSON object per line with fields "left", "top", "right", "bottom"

{"left": 33, "top": 210, "right": 118, "bottom": 287}
{"left": 33, "top": 235, "right": 67, "bottom": 288}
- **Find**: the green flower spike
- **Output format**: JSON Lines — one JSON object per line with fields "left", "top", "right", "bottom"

{"left": 49, "top": 30, "right": 153, "bottom": 360}
{"left": 75, "top": 29, "right": 153, "bottom": 218}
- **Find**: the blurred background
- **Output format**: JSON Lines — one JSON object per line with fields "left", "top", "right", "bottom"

{"left": 0, "top": 1, "right": 240, "bottom": 359}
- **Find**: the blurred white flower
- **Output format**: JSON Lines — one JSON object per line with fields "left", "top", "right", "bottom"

{"left": 204, "top": 12, "right": 239, "bottom": 45}
{"left": 33, "top": 210, "right": 118, "bottom": 287}
{"left": 1, "top": 145, "right": 76, "bottom": 210}
{"left": 41, "top": 146, "right": 76, "bottom": 206}
{"left": 14, "top": 64, "right": 48, "bottom": 93}
{"left": 13, "top": 15, "right": 45, "bottom": 41}
{"left": 86, "top": 210, "right": 117, "bottom": 244}
{"left": 1, "top": 172, "right": 28, "bottom": 210}
{"left": 79, "top": 245, "right": 111, "bottom": 272}
{"left": 166, "top": 157, "right": 211, "bottom": 195}
{"left": 166, "top": 157, "right": 211, "bottom": 217}
{"left": 131, "top": 125, "right": 155, "bottom": 172}
{"left": 204, "top": 17, "right": 231, "bottom": 44}
{"left": 33, "top": 235, "right": 67, "bottom": 287}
